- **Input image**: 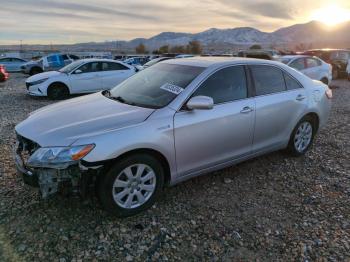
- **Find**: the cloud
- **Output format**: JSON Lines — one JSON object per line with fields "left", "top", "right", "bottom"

{"left": 218, "top": 0, "right": 294, "bottom": 19}
{"left": 0, "top": 0, "right": 349, "bottom": 44}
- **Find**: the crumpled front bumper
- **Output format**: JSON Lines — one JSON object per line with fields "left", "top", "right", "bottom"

{"left": 14, "top": 134, "right": 102, "bottom": 198}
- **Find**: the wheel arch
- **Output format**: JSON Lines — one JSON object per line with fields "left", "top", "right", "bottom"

{"left": 299, "top": 112, "right": 320, "bottom": 133}
{"left": 48, "top": 81, "right": 70, "bottom": 93}
{"left": 92, "top": 148, "right": 172, "bottom": 186}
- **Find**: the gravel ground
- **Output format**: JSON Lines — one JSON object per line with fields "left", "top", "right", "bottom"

{"left": 0, "top": 74, "right": 349, "bottom": 261}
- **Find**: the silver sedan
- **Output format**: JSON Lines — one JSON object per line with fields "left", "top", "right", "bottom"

{"left": 15, "top": 57, "right": 332, "bottom": 217}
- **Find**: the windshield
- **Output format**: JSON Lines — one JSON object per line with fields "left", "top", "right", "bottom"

{"left": 280, "top": 58, "right": 292, "bottom": 64}
{"left": 143, "top": 58, "right": 164, "bottom": 67}
{"left": 59, "top": 60, "right": 85, "bottom": 73}
{"left": 109, "top": 63, "right": 204, "bottom": 109}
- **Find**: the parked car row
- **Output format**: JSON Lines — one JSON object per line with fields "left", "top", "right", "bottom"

{"left": 15, "top": 57, "right": 332, "bottom": 217}
{"left": 301, "top": 49, "right": 350, "bottom": 79}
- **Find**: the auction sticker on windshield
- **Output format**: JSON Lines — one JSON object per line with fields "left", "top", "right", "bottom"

{"left": 160, "top": 83, "right": 184, "bottom": 95}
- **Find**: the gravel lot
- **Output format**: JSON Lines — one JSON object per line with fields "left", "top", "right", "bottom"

{"left": 0, "top": 73, "right": 349, "bottom": 261}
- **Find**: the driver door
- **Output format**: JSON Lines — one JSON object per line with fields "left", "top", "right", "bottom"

{"left": 173, "top": 66, "right": 255, "bottom": 176}
{"left": 68, "top": 62, "right": 102, "bottom": 93}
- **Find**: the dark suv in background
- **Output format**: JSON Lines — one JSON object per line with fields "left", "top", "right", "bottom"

{"left": 302, "top": 49, "right": 350, "bottom": 79}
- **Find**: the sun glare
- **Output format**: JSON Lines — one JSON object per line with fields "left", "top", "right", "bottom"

{"left": 311, "top": 4, "right": 350, "bottom": 26}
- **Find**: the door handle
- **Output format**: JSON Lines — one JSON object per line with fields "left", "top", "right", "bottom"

{"left": 296, "top": 94, "right": 306, "bottom": 101}
{"left": 240, "top": 106, "right": 254, "bottom": 114}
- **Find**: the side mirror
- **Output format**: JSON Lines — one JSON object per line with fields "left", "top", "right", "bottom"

{"left": 74, "top": 69, "right": 82, "bottom": 74}
{"left": 186, "top": 96, "right": 214, "bottom": 110}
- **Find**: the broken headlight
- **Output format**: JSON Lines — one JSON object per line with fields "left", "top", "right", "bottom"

{"left": 27, "top": 144, "right": 95, "bottom": 169}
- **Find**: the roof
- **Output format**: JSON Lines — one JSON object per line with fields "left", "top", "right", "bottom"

{"left": 163, "top": 56, "right": 283, "bottom": 68}
{"left": 281, "top": 55, "right": 309, "bottom": 59}
{"left": 79, "top": 58, "right": 119, "bottom": 63}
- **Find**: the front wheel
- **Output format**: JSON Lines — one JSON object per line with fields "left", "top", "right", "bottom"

{"left": 98, "top": 154, "right": 164, "bottom": 217}
{"left": 287, "top": 116, "right": 316, "bottom": 156}
{"left": 47, "top": 83, "right": 69, "bottom": 100}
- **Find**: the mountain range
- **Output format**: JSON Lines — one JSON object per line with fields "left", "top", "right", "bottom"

{"left": 1, "top": 20, "right": 349, "bottom": 53}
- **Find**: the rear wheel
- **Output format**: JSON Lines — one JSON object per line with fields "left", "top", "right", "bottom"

{"left": 47, "top": 83, "right": 69, "bottom": 100}
{"left": 287, "top": 116, "right": 316, "bottom": 156}
{"left": 98, "top": 154, "right": 164, "bottom": 217}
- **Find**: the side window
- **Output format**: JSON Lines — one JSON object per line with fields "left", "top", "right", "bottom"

{"left": 61, "top": 54, "right": 69, "bottom": 60}
{"left": 192, "top": 66, "right": 247, "bottom": 104}
{"left": 77, "top": 62, "right": 100, "bottom": 73}
{"left": 284, "top": 73, "right": 303, "bottom": 90}
{"left": 306, "top": 58, "right": 320, "bottom": 68}
{"left": 250, "top": 65, "right": 286, "bottom": 96}
{"left": 102, "top": 62, "right": 129, "bottom": 71}
{"left": 0, "top": 58, "right": 11, "bottom": 62}
{"left": 47, "top": 56, "right": 55, "bottom": 63}
{"left": 289, "top": 58, "right": 305, "bottom": 70}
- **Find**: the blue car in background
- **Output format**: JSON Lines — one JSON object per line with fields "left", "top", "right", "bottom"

{"left": 0, "top": 57, "right": 27, "bottom": 72}
{"left": 21, "top": 53, "right": 80, "bottom": 75}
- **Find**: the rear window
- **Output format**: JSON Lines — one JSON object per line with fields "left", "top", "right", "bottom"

{"left": 284, "top": 73, "right": 303, "bottom": 90}
{"left": 250, "top": 65, "right": 286, "bottom": 96}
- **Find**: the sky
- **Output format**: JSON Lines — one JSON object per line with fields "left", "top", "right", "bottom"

{"left": 0, "top": 0, "right": 350, "bottom": 44}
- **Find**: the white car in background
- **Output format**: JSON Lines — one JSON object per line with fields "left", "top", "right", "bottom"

{"left": 25, "top": 59, "right": 136, "bottom": 99}
{"left": 280, "top": 55, "right": 332, "bottom": 85}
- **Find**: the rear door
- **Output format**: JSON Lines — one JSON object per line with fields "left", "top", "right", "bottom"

{"left": 174, "top": 65, "right": 255, "bottom": 175}
{"left": 68, "top": 61, "right": 102, "bottom": 93}
{"left": 249, "top": 65, "right": 307, "bottom": 152}
{"left": 100, "top": 62, "right": 134, "bottom": 90}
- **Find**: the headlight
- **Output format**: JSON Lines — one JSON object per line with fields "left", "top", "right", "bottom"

{"left": 27, "top": 144, "right": 95, "bottom": 169}
{"left": 29, "top": 78, "right": 48, "bottom": 86}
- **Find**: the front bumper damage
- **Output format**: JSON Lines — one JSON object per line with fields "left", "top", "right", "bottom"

{"left": 15, "top": 134, "right": 102, "bottom": 198}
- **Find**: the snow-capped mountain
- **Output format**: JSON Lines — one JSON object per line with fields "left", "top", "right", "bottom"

{"left": 125, "top": 21, "right": 350, "bottom": 49}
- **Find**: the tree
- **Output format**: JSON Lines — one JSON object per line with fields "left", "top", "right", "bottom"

{"left": 158, "top": 45, "right": 169, "bottom": 54}
{"left": 170, "top": 45, "right": 186, "bottom": 53}
{"left": 135, "top": 43, "right": 147, "bottom": 54}
{"left": 249, "top": 44, "right": 262, "bottom": 50}
{"left": 187, "top": 40, "right": 202, "bottom": 54}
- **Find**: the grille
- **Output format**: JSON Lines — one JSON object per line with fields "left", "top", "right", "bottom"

{"left": 16, "top": 134, "right": 40, "bottom": 165}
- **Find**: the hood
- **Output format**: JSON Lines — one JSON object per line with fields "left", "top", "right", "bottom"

{"left": 23, "top": 60, "right": 39, "bottom": 66}
{"left": 26, "top": 71, "right": 62, "bottom": 83}
{"left": 15, "top": 92, "right": 155, "bottom": 147}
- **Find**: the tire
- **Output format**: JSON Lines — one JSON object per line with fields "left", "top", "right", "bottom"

{"left": 287, "top": 116, "right": 316, "bottom": 156}
{"left": 29, "top": 67, "right": 43, "bottom": 76}
{"left": 320, "top": 77, "right": 328, "bottom": 85}
{"left": 47, "top": 83, "right": 69, "bottom": 100}
{"left": 98, "top": 154, "right": 164, "bottom": 217}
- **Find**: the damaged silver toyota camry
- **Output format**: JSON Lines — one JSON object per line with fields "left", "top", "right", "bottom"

{"left": 15, "top": 57, "right": 332, "bottom": 217}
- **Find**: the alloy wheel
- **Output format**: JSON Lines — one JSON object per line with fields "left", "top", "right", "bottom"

{"left": 112, "top": 164, "right": 156, "bottom": 209}
{"left": 294, "top": 121, "right": 313, "bottom": 153}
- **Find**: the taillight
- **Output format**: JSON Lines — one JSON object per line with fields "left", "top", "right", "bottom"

{"left": 325, "top": 89, "right": 333, "bottom": 99}
{"left": 0, "top": 66, "right": 5, "bottom": 74}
